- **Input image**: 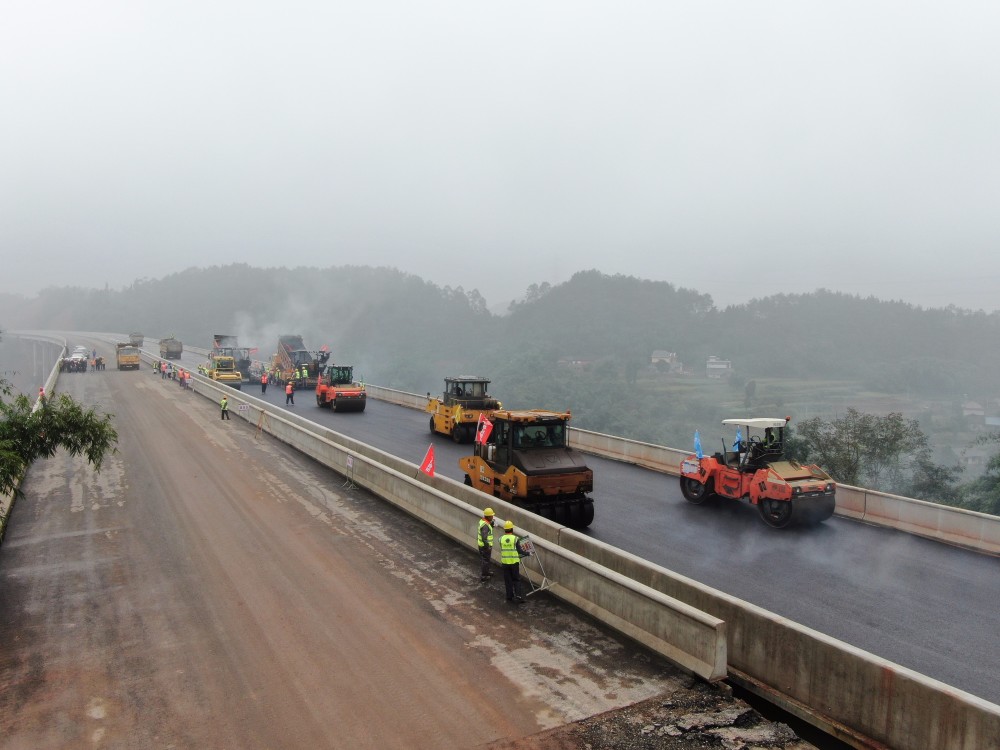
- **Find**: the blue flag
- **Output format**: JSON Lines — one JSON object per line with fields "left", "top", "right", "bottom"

{"left": 694, "top": 430, "right": 703, "bottom": 459}
{"left": 733, "top": 428, "right": 743, "bottom": 450}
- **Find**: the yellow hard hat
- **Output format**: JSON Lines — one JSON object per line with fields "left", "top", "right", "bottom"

{"left": 483, "top": 508, "right": 495, "bottom": 517}
{"left": 503, "top": 521, "right": 514, "bottom": 530}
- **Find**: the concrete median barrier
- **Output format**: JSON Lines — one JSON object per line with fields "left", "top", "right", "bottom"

{"left": 558, "top": 530, "right": 1000, "bottom": 750}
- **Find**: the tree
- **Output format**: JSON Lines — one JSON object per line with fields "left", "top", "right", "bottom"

{"left": 907, "top": 453, "right": 962, "bottom": 504}
{"left": 794, "top": 410, "right": 868, "bottom": 485}
{"left": 793, "top": 409, "right": 929, "bottom": 491}
{"left": 0, "top": 381, "right": 118, "bottom": 498}
{"left": 959, "top": 434, "right": 1000, "bottom": 515}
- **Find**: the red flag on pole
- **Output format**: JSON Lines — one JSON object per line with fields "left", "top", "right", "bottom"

{"left": 419, "top": 444, "right": 435, "bottom": 477}
{"left": 475, "top": 414, "right": 494, "bottom": 445}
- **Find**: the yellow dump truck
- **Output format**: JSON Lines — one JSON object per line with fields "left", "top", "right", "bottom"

{"left": 159, "top": 337, "right": 183, "bottom": 360}
{"left": 115, "top": 343, "right": 141, "bottom": 371}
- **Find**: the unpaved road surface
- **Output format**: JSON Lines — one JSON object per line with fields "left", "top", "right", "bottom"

{"left": 0, "top": 339, "right": 814, "bottom": 749}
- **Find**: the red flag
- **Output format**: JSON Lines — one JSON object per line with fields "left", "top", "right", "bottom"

{"left": 475, "top": 414, "right": 494, "bottom": 445}
{"left": 419, "top": 444, "right": 435, "bottom": 477}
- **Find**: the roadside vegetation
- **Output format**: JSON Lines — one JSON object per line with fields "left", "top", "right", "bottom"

{"left": 0, "top": 378, "right": 118, "bottom": 499}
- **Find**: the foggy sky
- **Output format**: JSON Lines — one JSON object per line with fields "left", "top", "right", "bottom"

{"left": 2, "top": 2, "right": 999, "bottom": 312}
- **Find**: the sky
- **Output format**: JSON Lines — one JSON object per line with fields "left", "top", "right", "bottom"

{"left": 2, "top": 2, "right": 999, "bottom": 312}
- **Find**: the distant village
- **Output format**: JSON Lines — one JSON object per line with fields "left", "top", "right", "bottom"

{"left": 557, "top": 350, "right": 731, "bottom": 379}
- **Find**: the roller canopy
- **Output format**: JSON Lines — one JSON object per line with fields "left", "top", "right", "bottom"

{"left": 721, "top": 418, "right": 789, "bottom": 429}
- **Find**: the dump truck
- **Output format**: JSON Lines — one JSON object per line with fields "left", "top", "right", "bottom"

{"left": 459, "top": 409, "right": 595, "bottom": 529}
{"left": 212, "top": 334, "right": 254, "bottom": 382}
{"left": 316, "top": 364, "right": 367, "bottom": 412}
{"left": 427, "top": 376, "right": 502, "bottom": 442}
{"left": 272, "top": 334, "right": 330, "bottom": 388}
{"left": 678, "top": 417, "right": 836, "bottom": 528}
{"left": 159, "top": 337, "right": 183, "bottom": 360}
{"left": 129, "top": 332, "right": 144, "bottom": 347}
{"left": 205, "top": 355, "right": 243, "bottom": 389}
{"left": 116, "top": 343, "right": 141, "bottom": 370}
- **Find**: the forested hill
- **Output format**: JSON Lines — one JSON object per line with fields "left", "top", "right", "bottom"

{"left": 3, "top": 265, "right": 1000, "bottom": 405}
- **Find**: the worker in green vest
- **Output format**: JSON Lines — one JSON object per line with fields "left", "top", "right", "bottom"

{"left": 477, "top": 508, "right": 495, "bottom": 583}
{"left": 499, "top": 521, "right": 526, "bottom": 604}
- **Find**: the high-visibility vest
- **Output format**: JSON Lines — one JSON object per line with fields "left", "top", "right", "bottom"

{"left": 285, "top": 383, "right": 293, "bottom": 395}
{"left": 261, "top": 374, "right": 268, "bottom": 384}
{"left": 477, "top": 519, "right": 493, "bottom": 548}
{"left": 500, "top": 534, "right": 520, "bottom": 564}
{"left": 220, "top": 398, "right": 229, "bottom": 411}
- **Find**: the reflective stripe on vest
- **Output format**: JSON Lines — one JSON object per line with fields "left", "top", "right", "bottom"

{"left": 477, "top": 519, "right": 493, "bottom": 548}
{"left": 500, "top": 534, "right": 519, "bottom": 564}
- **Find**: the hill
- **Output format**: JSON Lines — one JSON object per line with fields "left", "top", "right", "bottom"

{"left": 3, "top": 265, "right": 999, "bottom": 461}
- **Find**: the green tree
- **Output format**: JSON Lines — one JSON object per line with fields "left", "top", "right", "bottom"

{"left": 0, "top": 382, "right": 118, "bottom": 498}
{"left": 794, "top": 410, "right": 868, "bottom": 484}
{"left": 907, "top": 453, "right": 962, "bottom": 504}
{"left": 959, "top": 434, "right": 1000, "bottom": 514}
{"left": 794, "top": 409, "right": 928, "bottom": 490}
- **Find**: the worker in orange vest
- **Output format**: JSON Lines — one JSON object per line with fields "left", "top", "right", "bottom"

{"left": 285, "top": 380, "right": 294, "bottom": 405}
{"left": 261, "top": 371, "right": 268, "bottom": 395}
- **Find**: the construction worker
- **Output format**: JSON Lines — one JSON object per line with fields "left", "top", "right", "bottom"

{"left": 285, "top": 380, "right": 294, "bottom": 405}
{"left": 477, "top": 508, "right": 496, "bottom": 583}
{"left": 500, "top": 521, "right": 526, "bottom": 604}
{"left": 220, "top": 395, "right": 230, "bottom": 420}
{"left": 260, "top": 371, "right": 268, "bottom": 394}
{"left": 763, "top": 427, "right": 777, "bottom": 449}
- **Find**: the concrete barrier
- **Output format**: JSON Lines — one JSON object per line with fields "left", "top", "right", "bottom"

{"left": 366, "top": 384, "right": 431, "bottom": 411}
{"left": 557, "top": 530, "right": 1000, "bottom": 750}
{"left": 569, "top": 426, "right": 690, "bottom": 474}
